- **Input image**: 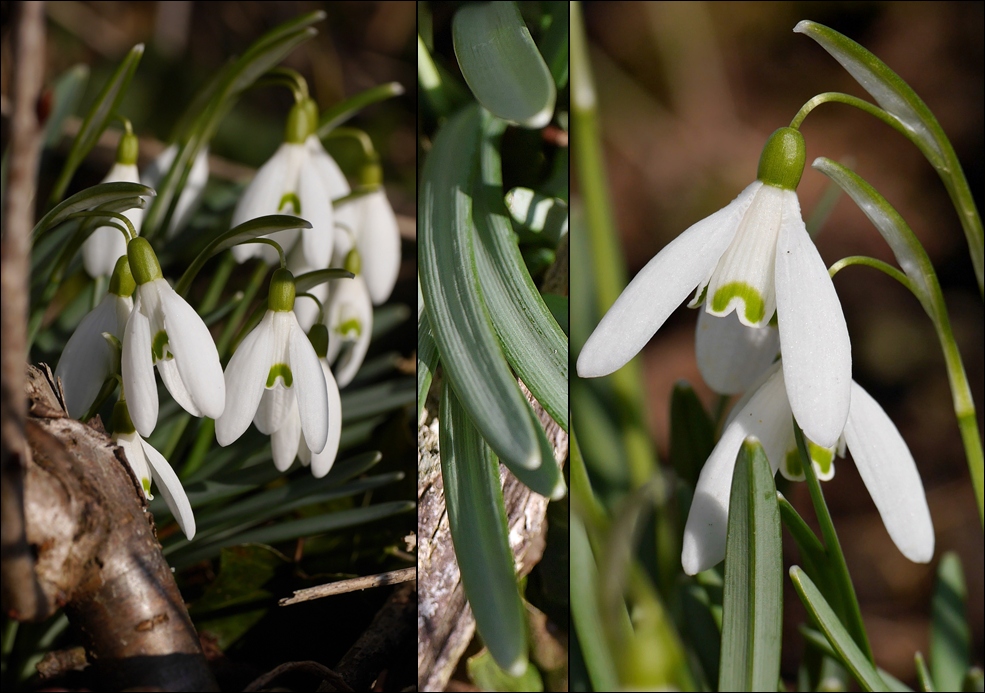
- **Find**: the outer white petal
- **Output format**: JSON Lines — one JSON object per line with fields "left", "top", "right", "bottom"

{"left": 577, "top": 182, "right": 760, "bottom": 378}
{"left": 682, "top": 364, "right": 788, "bottom": 575}
{"left": 331, "top": 276, "right": 374, "bottom": 388}
{"left": 305, "top": 135, "right": 351, "bottom": 198}
{"left": 297, "top": 155, "right": 334, "bottom": 267}
{"left": 290, "top": 316, "right": 329, "bottom": 454}
{"left": 83, "top": 163, "right": 143, "bottom": 277}
{"left": 775, "top": 196, "right": 851, "bottom": 448}
{"left": 695, "top": 309, "right": 780, "bottom": 395}
{"left": 156, "top": 357, "right": 202, "bottom": 416}
{"left": 231, "top": 144, "right": 298, "bottom": 264}
{"left": 140, "top": 435, "right": 196, "bottom": 540}
{"left": 356, "top": 189, "right": 401, "bottom": 305}
{"left": 216, "top": 312, "right": 274, "bottom": 446}
{"left": 308, "top": 358, "right": 342, "bottom": 478}
{"left": 271, "top": 398, "right": 301, "bottom": 472}
{"left": 844, "top": 382, "right": 934, "bottom": 563}
{"left": 253, "top": 311, "right": 295, "bottom": 434}
{"left": 156, "top": 282, "right": 224, "bottom": 419}
{"left": 116, "top": 432, "right": 153, "bottom": 495}
{"left": 56, "top": 294, "right": 130, "bottom": 418}
{"left": 121, "top": 301, "right": 158, "bottom": 436}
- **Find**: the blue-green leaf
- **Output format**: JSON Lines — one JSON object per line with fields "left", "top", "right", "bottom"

{"left": 931, "top": 552, "right": 970, "bottom": 692}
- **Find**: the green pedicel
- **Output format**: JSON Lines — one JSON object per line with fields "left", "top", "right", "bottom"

{"left": 127, "top": 237, "right": 163, "bottom": 285}
{"left": 268, "top": 268, "right": 296, "bottom": 312}
{"left": 308, "top": 323, "right": 329, "bottom": 359}
{"left": 757, "top": 127, "right": 806, "bottom": 190}
{"left": 109, "top": 256, "right": 136, "bottom": 297}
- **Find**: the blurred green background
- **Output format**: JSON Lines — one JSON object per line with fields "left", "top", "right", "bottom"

{"left": 572, "top": 0, "right": 983, "bottom": 686}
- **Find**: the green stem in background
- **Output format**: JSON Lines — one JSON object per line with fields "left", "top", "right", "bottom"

{"left": 571, "top": 0, "right": 655, "bottom": 490}
{"left": 322, "top": 127, "right": 377, "bottom": 161}
{"left": 317, "top": 81, "right": 405, "bottom": 137}
{"left": 417, "top": 34, "right": 452, "bottom": 119}
{"left": 198, "top": 251, "right": 236, "bottom": 315}
{"left": 217, "top": 260, "right": 269, "bottom": 359}
{"left": 828, "top": 256, "right": 915, "bottom": 294}
{"left": 794, "top": 423, "right": 874, "bottom": 664}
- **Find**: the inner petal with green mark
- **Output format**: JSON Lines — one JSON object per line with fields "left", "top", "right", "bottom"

{"left": 710, "top": 282, "right": 766, "bottom": 325}
{"left": 141, "top": 476, "right": 153, "bottom": 499}
{"left": 266, "top": 363, "right": 294, "bottom": 388}
{"left": 278, "top": 192, "right": 301, "bottom": 215}
{"left": 781, "top": 441, "right": 836, "bottom": 481}
{"left": 338, "top": 318, "right": 362, "bottom": 339}
{"left": 152, "top": 331, "right": 172, "bottom": 363}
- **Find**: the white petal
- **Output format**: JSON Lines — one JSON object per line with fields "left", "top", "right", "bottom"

{"left": 216, "top": 312, "right": 274, "bottom": 446}
{"left": 844, "top": 382, "right": 934, "bottom": 563}
{"left": 254, "top": 385, "right": 293, "bottom": 435}
{"left": 169, "top": 147, "right": 210, "bottom": 238}
{"left": 775, "top": 197, "right": 852, "bottom": 448}
{"left": 682, "top": 364, "right": 788, "bottom": 575}
{"left": 695, "top": 309, "right": 780, "bottom": 395}
{"left": 116, "top": 431, "right": 152, "bottom": 495}
{"left": 83, "top": 224, "right": 130, "bottom": 278}
{"left": 140, "top": 435, "right": 196, "bottom": 540}
{"left": 270, "top": 397, "right": 301, "bottom": 472}
{"left": 287, "top": 243, "right": 328, "bottom": 332}
{"left": 309, "top": 358, "right": 342, "bottom": 478}
{"left": 577, "top": 182, "right": 760, "bottom": 378}
{"left": 56, "top": 294, "right": 127, "bottom": 418}
{"left": 121, "top": 301, "right": 158, "bottom": 436}
{"left": 306, "top": 136, "right": 351, "bottom": 199}
{"left": 297, "top": 156, "right": 334, "bottom": 267}
{"left": 290, "top": 316, "right": 329, "bottom": 454}
{"left": 158, "top": 282, "right": 225, "bottom": 419}
{"left": 356, "top": 189, "right": 401, "bottom": 305}
{"left": 156, "top": 357, "right": 202, "bottom": 416}
{"left": 231, "top": 144, "right": 298, "bottom": 264}
{"left": 330, "top": 276, "right": 374, "bottom": 388}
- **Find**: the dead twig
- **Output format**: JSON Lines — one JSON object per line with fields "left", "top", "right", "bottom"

{"left": 279, "top": 567, "right": 416, "bottom": 606}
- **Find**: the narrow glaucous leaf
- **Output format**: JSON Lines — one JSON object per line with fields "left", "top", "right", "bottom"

{"left": 570, "top": 513, "right": 618, "bottom": 691}
{"left": 33, "top": 181, "right": 154, "bottom": 239}
{"left": 915, "top": 652, "right": 935, "bottom": 693}
{"left": 931, "top": 552, "right": 970, "bottom": 693}
{"left": 42, "top": 64, "right": 90, "bottom": 148}
{"left": 174, "top": 215, "right": 312, "bottom": 295}
{"left": 317, "top": 81, "right": 405, "bottom": 137}
{"left": 535, "top": 1, "right": 569, "bottom": 90}
{"left": 473, "top": 111, "right": 567, "bottom": 429}
{"left": 419, "top": 104, "right": 539, "bottom": 471}
{"left": 668, "top": 381, "right": 716, "bottom": 490}
{"left": 506, "top": 187, "right": 569, "bottom": 245}
{"left": 340, "top": 377, "right": 415, "bottom": 422}
{"left": 799, "top": 627, "right": 912, "bottom": 693}
{"left": 452, "top": 2, "right": 556, "bottom": 128}
{"left": 504, "top": 400, "right": 565, "bottom": 499}
{"left": 49, "top": 44, "right": 144, "bottom": 204}
{"left": 439, "top": 381, "right": 528, "bottom": 676}
{"left": 293, "top": 268, "right": 355, "bottom": 293}
{"left": 719, "top": 438, "right": 783, "bottom": 693}
{"left": 790, "top": 567, "right": 891, "bottom": 692}
{"left": 468, "top": 650, "right": 544, "bottom": 692}
{"left": 417, "top": 306, "right": 438, "bottom": 421}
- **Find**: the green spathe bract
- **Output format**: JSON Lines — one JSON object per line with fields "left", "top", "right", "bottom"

{"left": 127, "top": 237, "right": 164, "bottom": 284}
{"left": 757, "top": 127, "right": 806, "bottom": 190}
{"left": 109, "top": 255, "right": 136, "bottom": 297}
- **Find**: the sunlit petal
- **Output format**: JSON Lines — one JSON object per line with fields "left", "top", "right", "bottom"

{"left": 290, "top": 317, "right": 328, "bottom": 454}
{"left": 216, "top": 312, "right": 274, "bottom": 446}
{"left": 695, "top": 309, "right": 779, "bottom": 395}
{"left": 270, "top": 397, "right": 301, "bottom": 472}
{"left": 140, "top": 435, "right": 196, "bottom": 540}
{"left": 357, "top": 189, "right": 401, "bottom": 305}
{"left": 121, "top": 301, "right": 158, "bottom": 436}
{"left": 308, "top": 359, "right": 342, "bottom": 478}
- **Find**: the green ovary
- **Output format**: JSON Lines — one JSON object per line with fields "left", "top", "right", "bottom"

{"left": 152, "top": 331, "right": 171, "bottom": 362}
{"left": 266, "top": 363, "right": 294, "bottom": 388}
{"left": 711, "top": 282, "right": 765, "bottom": 325}
{"left": 279, "top": 193, "right": 301, "bottom": 214}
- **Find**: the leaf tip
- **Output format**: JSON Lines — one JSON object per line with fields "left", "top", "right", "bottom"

{"left": 793, "top": 20, "right": 814, "bottom": 35}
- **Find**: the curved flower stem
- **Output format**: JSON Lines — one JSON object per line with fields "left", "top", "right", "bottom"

{"left": 241, "top": 238, "right": 286, "bottom": 268}
{"left": 323, "top": 126, "right": 377, "bottom": 160}
{"left": 794, "top": 92, "right": 984, "bottom": 298}
{"left": 794, "top": 423, "right": 875, "bottom": 664}
{"left": 829, "top": 256, "right": 915, "bottom": 294}
{"left": 217, "top": 260, "right": 269, "bottom": 359}
{"left": 67, "top": 209, "right": 135, "bottom": 241}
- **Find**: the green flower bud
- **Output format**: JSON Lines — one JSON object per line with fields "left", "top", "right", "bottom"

{"left": 344, "top": 248, "right": 361, "bottom": 276}
{"left": 284, "top": 101, "right": 313, "bottom": 144}
{"left": 109, "top": 255, "right": 136, "bottom": 297}
{"left": 756, "top": 127, "right": 806, "bottom": 190}
{"left": 358, "top": 157, "right": 383, "bottom": 187}
{"left": 268, "top": 268, "right": 296, "bottom": 311}
{"left": 303, "top": 97, "right": 319, "bottom": 134}
{"left": 127, "top": 237, "right": 163, "bottom": 285}
{"left": 108, "top": 399, "right": 136, "bottom": 435}
{"left": 117, "top": 130, "right": 139, "bottom": 166}
{"left": 307, "top": 323, "right": 329, "bottom": 359}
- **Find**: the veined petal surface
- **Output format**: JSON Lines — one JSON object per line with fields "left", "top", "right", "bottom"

{"left": 577, "top": 182, "right": 760, "bottom": 378}
{"left": 308, "top": 359, "right": 342, "bottom": 478}
{"left": 122, "top": 301, "right": 158, "bottom": 436}
{"left": 216, "top": 311, "right": 274, "bottom": 446}
{"left": 290, "top": 316, "right": 329, "bottom": 454}
{"left": 774, "top": 201, "right": 851, "bottom": 448}
{"left": 296, "top": 154, "right": 334, "bottom": 267}
{"left": 329, "top": 275, "right": 373, "bottom": 388}
{"left": 844, "top": 381, "right": 934, "bottom": 563}
{"left": 270, "top": 398, "right": 302, "bottom": 472}
{"left": 357, "top": 189, "right": 401, "bottom": 305}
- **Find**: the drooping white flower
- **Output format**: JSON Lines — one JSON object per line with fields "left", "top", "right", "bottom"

{"left": 269, "top": 325, "right": 342, "bottom": 477}
{"left": 324, "top": 255, "right": 373, "bottom": 388}
{"left": 82, "top": 130, "right": 143, "bottom": 278}
{"left": 56, "top": 256, "right": 135, "bottom": 419}
{"left": 110, "top": 400, "right": 195, "bottom": 539}
{"left": 231, "top": 101, "right": 333, "bottom": 268}
{"left": 681, "top": 362, "right": 934, "bottom": 575}
{"left": 216, "top": 269, "right": 329, "bottom": 459}
{"left": 577, "top": 127, "right": 851, "bottom": 449}
{"left": 121, "top": 238, "right": 225, "bottom": 436}
{"left": 341, "top": 186, "right": 401, "bottom": 306}
{"left": 141, "top": 143, "right": 210, "bottom": 238}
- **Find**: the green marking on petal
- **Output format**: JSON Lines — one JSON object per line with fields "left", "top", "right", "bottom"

{"left": 338, "top": 318, "right": 362, "bottom": 337}
{"left": 711, "top": 282, "right": 766, "bottom": 325}
{"left": 266, "top": 363, "right": 294, "bottom": 388}
{"left": 279, "top": 192, "right": 301, "bottom": 215}
{"left": 141, "top": 477, "right": 152, "bottom": 496}
{"left": 808, "top": 442, "right": 835, "bottom": 479}
{"left": 152, "top": 331, "right": 170, "bottom": 362}
{"left": 783, "top": 449, "right": 804, "bottom": 480}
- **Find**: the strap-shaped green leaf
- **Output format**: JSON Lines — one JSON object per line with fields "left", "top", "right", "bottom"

{"left": 440, "top": 380, "right": 528, "bottom": 676}
{"left": 535, "top": 1, "right": 569, "bottom": 90}
{"left": 668, "top": 382, "right": 715, "bottom": 490}
{"left": 33, "top": 181, "right": 154, "bottom": 239}
{"left": 790, "top": 566, "right": 891, "bottom": 692}
{"left": 473, "top": 111, "right": 567, "bottom": 429}
{"left": 420, "top": 104, "right": 539, "bottom": 471}
{"left": 49, "top": 44, "right": 144, "bottom": 204}
{"left": 930, "top": 552, "right": 970, "bottom": 692}
{"left": 570, "top": 514, "right": 618, "bottom": 691}
{"left": 505, "top": 399, "right": 566, "bottom": 500}
{"left": 293, "top": 268, "right": 355, "bottom": 293}
{"left": 453, "top": 2, "right": 556, "bottom": 129}
{"left": 316, "top": 81, "right": 405, "bottom": 138}
{"left": 719, "top": 439, "right": 783, "bottom": 692}
{"left": 42, "top": 64, "right": 90, "bottom": 148}
{"left": 417, "top": 306, "right": 439, "bottom": 422}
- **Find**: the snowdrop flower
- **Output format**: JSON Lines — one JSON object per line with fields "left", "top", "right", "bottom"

{"left": 216, "top": 269, "right": 329, "bottom": 461}
{"left": 342, "top": 158, "right": 401, "bottom": 305}
{"left": 82, "top": 129, "right": 143, "bottom": 278}
{"left": 231, "top": 100, "right": 333, "bottom": 268}
{"left": 578, "top": 128, "right": 851, "bottom": 449}
{"left": 141, "top": 143, "right": 210, "bottom": 238}
{"left": 56, "top": 256, "right": 134, "bottom": 419}
{"left": 681, "top": 362, "right": 934, "bottom": 575}
{"left": 109, "top": 399, "right": 195, "bottom": 539}
{"left": 269, "top": 324, "right": 342, "bottom": 477}
{"left": 325, "top": 251, "right": 373, "bottom": 388}
{"left": 695, "top": 309, "right": 779, "bottom": 395}
{"left": 286, "top": 243, "right": 328, "bottom": 333}
{"left": 122, "top": 237, "right": 225, "bottom": 436}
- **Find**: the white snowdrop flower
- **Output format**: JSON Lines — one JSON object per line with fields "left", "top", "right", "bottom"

{"left": 681, "top": 362, "right": 934, "bottom": 575}
{"left": 56, "top": 256, "right": 134, "bottom": 419}
{"left": 82, "top": 130, "right": 143, "bottom": 278}
{"left": 215, "top": 269, "right": 329, "bottom": 461}
{"left": 110, "top": 399, "right": 195, "bottom": 540}
{"left": 121, "top": 238, "right": 225, "bottom": 436}
{"left": 578, "top": 127, "right": 851, "bottom": 449}
{"left": 324, "top": 251, "right": 373, "bottom": 388}
{"left": 141, "top": 143, "right": 210, "bottom": 238}
{"left": 286, "top": 242, "right": 329, "bottom": 334}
